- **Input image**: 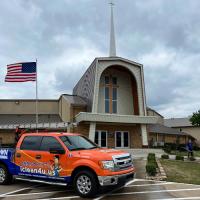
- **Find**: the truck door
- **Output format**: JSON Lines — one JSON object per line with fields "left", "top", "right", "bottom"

{"left": 15, "top": 135, "right": 43, "bottom": 177}
{"left": 38, "top": 136, "right": 68, "bottom": 180}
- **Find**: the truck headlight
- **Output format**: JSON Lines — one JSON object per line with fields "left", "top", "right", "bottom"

{"left": 100, "top": 160, "right": 115, "bottom": 171}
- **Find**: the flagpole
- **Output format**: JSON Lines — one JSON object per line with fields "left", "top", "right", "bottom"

{"left": 36, "top": 59, "right": 38, "bottom": 133}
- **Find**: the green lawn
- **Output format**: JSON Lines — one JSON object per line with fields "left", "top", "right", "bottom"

{"left": 160, "top": 159, "right": 200, "bottom": 185}
{"left": 170, "top": 150, "right": 200, "bottom": 157}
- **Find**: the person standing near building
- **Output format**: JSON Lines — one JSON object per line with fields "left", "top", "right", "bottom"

{"left": 186, "top": 139, "right": 193, "bottom": 158}
{"left": 15, "top": 126, "right": 26, "bottom": 145}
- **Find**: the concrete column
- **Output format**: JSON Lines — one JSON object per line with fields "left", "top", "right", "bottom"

{"left": 67, "top": 124, "right": 71, "bottom": 132}
{"left": 89, "top": 122, "right": 96, "bottom": 141}
{"left": 141, "top": 124, "right": 148, "bottom": 147}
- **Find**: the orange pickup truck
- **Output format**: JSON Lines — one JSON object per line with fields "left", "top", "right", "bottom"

{"left": 0, "top": 132, "right": 135, "bottom": 197}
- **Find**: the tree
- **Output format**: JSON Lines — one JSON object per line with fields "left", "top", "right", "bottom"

{"left": 190, "top": 110, "right": 200, "bottom": 126}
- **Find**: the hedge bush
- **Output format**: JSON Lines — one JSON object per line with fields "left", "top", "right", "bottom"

{"left": 189, "top": 157, "right": 196, "bottom": 161}
{"left": 161, "top": 154, "right": 169, "bottom": 159}
{"left": 164, "top": 143, "right": 177, "bottom": 150}
{"left": 163, "top": 145, "right": 172, "bottom": 154}
{"left": 146, "top": 153, "right": 157, "bottom": 176}
{"left": 163, "top": 143, "right": 200, "bottom": 153}
{"left": 176, "top": 155, "right": 184, "bottom": 161}
{"left": 148, "top": 153, "right": 156, "bottom": 161}
{"left": 146, "top": 163, "right": 157, "bottom": 176}
{"left": 194, "top": 146, "right": 200, "bottom": 151}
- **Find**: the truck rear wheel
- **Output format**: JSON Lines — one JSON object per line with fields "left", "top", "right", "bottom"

{"left": 0, "top": 164, "right": 13, "bottom": 185}
{"left": 73, "top": 170, "right": 99, "bottom": 198}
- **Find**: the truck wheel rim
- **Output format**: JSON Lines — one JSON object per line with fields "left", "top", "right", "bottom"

{"left": 0, "top": 168, "right": 6, "bottom": 183}
{"left": 77, "top": 175, "right": 92, "bottom": 194}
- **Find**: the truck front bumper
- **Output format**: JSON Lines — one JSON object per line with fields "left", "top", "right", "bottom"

{"left": 98, "top": 171, "right": 134, "bottom": 186}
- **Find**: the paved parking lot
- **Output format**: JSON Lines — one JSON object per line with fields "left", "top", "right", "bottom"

{"left": 0, "top": 179, "right": 200, "bottom": 200}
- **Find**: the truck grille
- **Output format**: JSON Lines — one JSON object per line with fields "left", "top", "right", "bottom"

{"left": 112, "top": 153, "right": 133, "bottom": 171}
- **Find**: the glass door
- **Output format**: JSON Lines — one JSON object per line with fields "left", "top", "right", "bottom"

{"left": 95, "top": 131, "right": 107, "bottom": 147}
{"left": 115, "top": 131, "right": 129, "bottom": 148}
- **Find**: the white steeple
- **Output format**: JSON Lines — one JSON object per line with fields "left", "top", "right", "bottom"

{"left": 109, "top": 1, "right": 116, "bottom": 57}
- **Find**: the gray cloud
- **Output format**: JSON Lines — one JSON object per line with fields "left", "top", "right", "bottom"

{"left": 0, "top": 0, "right": 200, "bottom": 118}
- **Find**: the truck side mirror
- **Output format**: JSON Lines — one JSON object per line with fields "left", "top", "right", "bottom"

{"left": 49, "top": 148, "right": 65, "bottom": 154}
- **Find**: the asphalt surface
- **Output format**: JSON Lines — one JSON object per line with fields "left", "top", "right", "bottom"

{"left": 0, "top": 179, "right": 200, "bottom": 200}
{"left": 0, "top": 158, "right": 200, "bottom": 200}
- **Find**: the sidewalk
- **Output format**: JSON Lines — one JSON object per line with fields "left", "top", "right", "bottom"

{"left": 133, "top": 158, "right": 146, "bottom": 179}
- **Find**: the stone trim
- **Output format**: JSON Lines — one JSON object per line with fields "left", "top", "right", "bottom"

{"left": 157, "top": 159, "right": 167, "bottom": 180}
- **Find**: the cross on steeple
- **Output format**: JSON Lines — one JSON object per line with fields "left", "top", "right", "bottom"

{"left": 109, "top": 0, "right": 116, "bottom": 57}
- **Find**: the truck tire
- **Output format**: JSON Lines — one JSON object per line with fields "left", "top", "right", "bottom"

{"left": 73, "top": 170, "right": 99, "bottom": 198}
{"left": 0, "top": 164, "right": 13, "bottom": 185}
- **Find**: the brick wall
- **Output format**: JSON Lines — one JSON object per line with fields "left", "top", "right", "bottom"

{"left": 96, "top": 124, "right": 142, "bottom": 148}
{"left": 0, "top": 130, "right": 15, "bottom": 144}
{"left": 73, "top": 123, "right": 90, "bottom": 138}
{"left": 149, "top": 132, "right": 188, "bottom": 145}
{"left": 70, "top": 106, "right": 87, "bottom": 121}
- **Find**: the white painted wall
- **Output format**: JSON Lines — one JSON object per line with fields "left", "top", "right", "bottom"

{"left": 93, "top": 59, "right": 145, "bottom": 116}
{"left": 97, "top": 69, "right": 134, "bottom": 115}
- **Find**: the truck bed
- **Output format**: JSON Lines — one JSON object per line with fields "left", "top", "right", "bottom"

{"left": 0, "top": 148, "right": 16, "bottom": 174}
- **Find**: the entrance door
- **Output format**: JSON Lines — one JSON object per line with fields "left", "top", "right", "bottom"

{"left": 115, "top": 131, "right": 129, "bottom": 148}
{"left": 95, "top": 131, "right": 107, "bottom": 147}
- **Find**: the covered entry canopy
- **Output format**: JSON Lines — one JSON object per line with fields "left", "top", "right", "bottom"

{"left": 0, "top": 114, "right": 70, "bottom": 129}
{"left": 75, "top": 112, "right": 159, "bottom": 124}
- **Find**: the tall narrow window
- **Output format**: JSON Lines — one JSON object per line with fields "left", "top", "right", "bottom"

{"left": 115, "top": 131, "right": 129, "bottom": 148}
{"left": 94, "top": 131, "right": 107, "bottom": 147}
{"left": 112, "top": 87, "right": 117, "bottom": 113}
{"left": 95, "top": 131, "right": 99, "bottom": 145}
{"left": 105, "top": 87, "right": 110, "bottom": 113}
{"left": 104, "top": 75, "right": 118, "bottom": 114}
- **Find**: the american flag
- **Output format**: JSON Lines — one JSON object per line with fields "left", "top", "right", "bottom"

{"left": 5, "top": 62, "right": 36, "bottom": 82}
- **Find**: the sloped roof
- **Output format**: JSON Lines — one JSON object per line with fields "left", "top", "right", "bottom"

{"left": 164, "top": 118, "right": 192, "bottom": 127}
{"left": 62, "top": 94, "right": 87, "bottom": 106}
{"left": 147, "top": 107, "right": 164, "bottom": 118}
{"left": 96, "top": 56, "right": 143, "bottom": 67}
{"left": 148, "top": 124, "right": 189, "bottom": 136}
{"left": 0, "top": 114, "right": 62, "bottom": 125}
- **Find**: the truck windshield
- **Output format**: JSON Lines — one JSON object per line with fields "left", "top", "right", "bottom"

{"left": 60, "top": 135, "right": 98, "bottom": 151}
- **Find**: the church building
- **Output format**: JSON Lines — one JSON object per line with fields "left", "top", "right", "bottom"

{"left": 0, "top": 3, "right": 192, "bottom": 148}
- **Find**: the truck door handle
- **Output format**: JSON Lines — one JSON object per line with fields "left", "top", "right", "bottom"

{"left": 35, "top": 155, "right": 41, "bottom": 159}
{"left": 16, "top": 153, "right": 21, "bottom": 158}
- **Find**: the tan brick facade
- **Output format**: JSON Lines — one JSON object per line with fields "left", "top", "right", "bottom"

{"left": 70, "top": 106, "right": 87, "bottom": 122}
{"left": 73, "top": 123, "right": 90, "bottom": 138}
{"left": 0, "top": 130, "right": 15, "bottom": 144}
{"left": 95, "top": 124, "right": 142, "bottom": 148}
{"left": 149, "top": 132, "right": 188, "bottom": 145}
{"left": 70, "top": 123, "right": 143, "bottom": 148}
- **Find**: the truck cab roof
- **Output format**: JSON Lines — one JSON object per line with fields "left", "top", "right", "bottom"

{"left": 21, "top": 132, "right": 81, "bottom": 137}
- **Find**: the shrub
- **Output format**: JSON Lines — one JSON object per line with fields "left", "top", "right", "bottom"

{"left": 163, "top": 145, "right": 172, "bottom": 154}
{"left": 178, "top": 144, "right": 187, "bottom": 152}
{"left": 161, "top": 154, "right": 169, "bottom": 159}
{"left": 176, "top": 155, "right": 184, "bottom": 161}
{"left": 189, "top": 157, "right": 196, "bottom": 161}
{"left": 164, "top": 143, "right": 177, "bottom": 150}
{"left": 148, "top": 153, "right": 157, "bottom": 166}
{"left": 146, "top": 153, "right": 157, "bottom": 176}
{"left": 193, "top": 146, "right": 200, "bottom": 151}
{"left": 148, "top": 153, "right": 156, "bottom": 161}
{"left": 146, "top": 163, "right": 157, "bottom": 176}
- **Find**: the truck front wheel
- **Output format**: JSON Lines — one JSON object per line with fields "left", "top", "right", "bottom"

{"left": 73, "top": 170, "right": 99, "bottom": 198}
{"left": 0, "top": 164, "right": 13, "bottom": 185}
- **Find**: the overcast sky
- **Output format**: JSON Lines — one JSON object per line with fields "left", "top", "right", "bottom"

{"left": 0, "top": 0, "right": 200, "bottom": 118}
